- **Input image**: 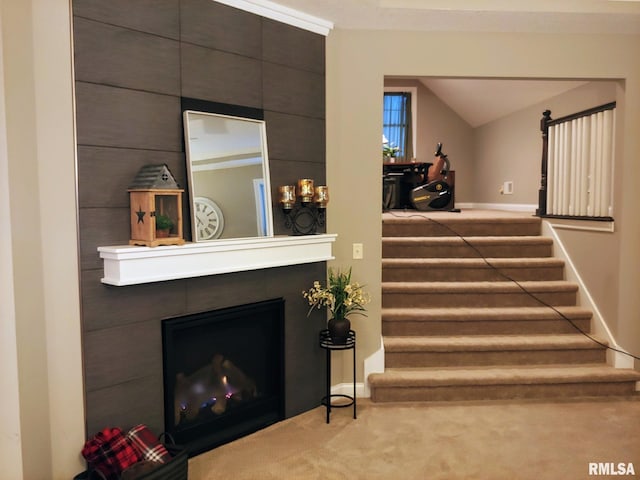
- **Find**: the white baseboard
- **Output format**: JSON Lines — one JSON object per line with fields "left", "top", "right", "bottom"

{"left": 331, "top": 382, "right": 368, "bottom": 398}
{"left": 457, "top": 202, "right": 537, "bottom": 213}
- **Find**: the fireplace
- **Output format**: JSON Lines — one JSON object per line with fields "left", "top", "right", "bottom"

{"left": 162, "top": 298, "right": 285, "bottom": 456}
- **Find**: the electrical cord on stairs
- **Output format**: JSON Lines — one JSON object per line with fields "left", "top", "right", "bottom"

{"left": 383, "top": 208, "right": 640, "bottom": 362}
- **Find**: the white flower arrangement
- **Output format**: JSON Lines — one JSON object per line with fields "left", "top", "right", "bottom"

{"left": 303, "top": 267, "right": 370, "bottom": 320}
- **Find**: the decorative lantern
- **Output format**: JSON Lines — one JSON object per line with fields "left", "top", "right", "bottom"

{"left": 297, "top": 178, "right": 315, "bottom": 203}
{"left": 128, "top": 164, "right": 185, "bottom": 247}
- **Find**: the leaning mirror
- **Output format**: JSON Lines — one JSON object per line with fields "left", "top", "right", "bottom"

{"left": 183, "top": 111, "right": 274, "bottom": 242}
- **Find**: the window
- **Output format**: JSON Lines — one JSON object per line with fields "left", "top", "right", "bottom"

{"left": 383, "top": 92, "right": 413, "bottom": 161}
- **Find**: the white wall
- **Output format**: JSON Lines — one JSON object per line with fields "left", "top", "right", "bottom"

{"left": 1, "top": 0, "right": 85, "bottom": 478}
{"left": 0, "top": 7, "right": 24, "bottom": 477}
{"left": 472, "top": 81, "right": 624, "bottom": 342}
{"left": 474, "top": 80, "right": 619, "bottom": 206}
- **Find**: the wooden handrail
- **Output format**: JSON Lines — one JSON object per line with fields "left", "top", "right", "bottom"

{"left": 547, "top": 101, "right": 616, "bottom": 127}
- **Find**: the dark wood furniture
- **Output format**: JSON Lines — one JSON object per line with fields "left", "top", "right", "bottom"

{"left": 383, "top": 162, "right": 455, "bottom": 210}
{"left": 383, "top": 162, "right": 430, "bottom": 209}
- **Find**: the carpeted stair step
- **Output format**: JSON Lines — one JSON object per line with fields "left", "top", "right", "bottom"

{"left": 382, "top": 306, "right": 593, "bottom": 336}
{"left": 368, "top": 364, "right": 640, "bottom": 402}
{"left": 382, "top": 281, "right": 578, "bottom": 308}
{"left": 382, "top": 257, "right": 565, "bottom": 282}
{"left": 376, "top": 209, "right": 638, "bottom": 404}
{"left": 382, "top": 214, "right": 541, "bottom": 237}
{"left": 383, "top": 334, "right": 607, "bottom": 367}
{"left": 382, "top": 236, "right": 553, "bottom": 258}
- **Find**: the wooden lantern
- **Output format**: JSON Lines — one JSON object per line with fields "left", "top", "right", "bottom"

{"left": 128, "top": 164, "right": 185, "bottom": 247}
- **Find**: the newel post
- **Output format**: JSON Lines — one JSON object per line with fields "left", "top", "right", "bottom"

{"left": 536, "top": 110, "right": 552, "bottom": 217}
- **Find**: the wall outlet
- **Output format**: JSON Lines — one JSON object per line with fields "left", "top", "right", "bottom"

{"left": 502, "top": 181, "right": 514, "bottom": 195}
{"left": 352, "top": 243, "right": 363, "bottom": 259}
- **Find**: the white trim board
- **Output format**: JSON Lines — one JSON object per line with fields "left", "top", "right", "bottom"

{"left": 547, "top": 218, "right": 615, "bottom": 233}
{"left": 213, "top": 0, "right": 333, "bottom": 35}
{"left": 456, "top": 202, "right": 537, "bottom": 213}
{"left": 98, "top": 234, "right": 336, "bottom": 286}
{"left": 542, "top": 220, "right": 634, "bottom": 369}
{"left": 363, "top": 335, "right": 385, "bottom": 398}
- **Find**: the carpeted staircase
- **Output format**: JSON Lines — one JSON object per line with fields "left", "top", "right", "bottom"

{"left": 369, "top": 210, "right": 640, "bottom": 403}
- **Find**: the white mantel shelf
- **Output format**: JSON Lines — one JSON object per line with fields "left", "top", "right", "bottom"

{"left": 98, "top": 234, "right": 337, "bottom": 286}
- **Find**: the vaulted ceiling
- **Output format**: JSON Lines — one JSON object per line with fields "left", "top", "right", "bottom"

{"left": 415, "top": 78, "right": 589, "bottom": 128}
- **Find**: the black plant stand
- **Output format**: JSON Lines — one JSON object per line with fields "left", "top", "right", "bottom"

{"left": 319, "top": 329, "right": 356, "bottom": 424}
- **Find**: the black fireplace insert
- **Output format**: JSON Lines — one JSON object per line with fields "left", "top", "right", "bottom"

{"left": 162, "top": 298, "right": 285, "bottom": 456}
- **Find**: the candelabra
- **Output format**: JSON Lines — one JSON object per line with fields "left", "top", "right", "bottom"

{"left": 279, "top": 179, "right": 329, "bottom": 235}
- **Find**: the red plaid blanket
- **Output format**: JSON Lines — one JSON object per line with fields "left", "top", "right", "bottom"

{"left": 126, "top": 424, "right": 171, "bottom": 464}
{"left": 81, "top": 427, "right": 142, "bottom": 480}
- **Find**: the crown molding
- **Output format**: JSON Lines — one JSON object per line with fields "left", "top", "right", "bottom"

{"left": 214, "top": 0, "right": 334, "bottom": 36}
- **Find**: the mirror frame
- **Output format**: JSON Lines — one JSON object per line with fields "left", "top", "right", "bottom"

{"left": 183, "top": 109, "right": 274, "bottom": 242}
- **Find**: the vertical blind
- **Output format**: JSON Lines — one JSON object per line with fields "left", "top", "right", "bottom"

{"left": 546, "top": 106, "right": 616, "bottom": 218}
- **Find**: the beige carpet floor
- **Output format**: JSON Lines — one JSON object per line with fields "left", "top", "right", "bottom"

{"left": 188, "top": 397, "right": 640, "bottom": 479}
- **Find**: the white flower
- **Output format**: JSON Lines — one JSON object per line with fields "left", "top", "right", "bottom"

{"left": 303, "top": 267, "right": 370, "bottom": 320}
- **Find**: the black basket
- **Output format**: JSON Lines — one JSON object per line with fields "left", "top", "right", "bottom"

{"left": 128, "top": 443, "right": 187, "bottom": 480}
{"left": 75, "top": 437, "right": 188, "bottom": 480}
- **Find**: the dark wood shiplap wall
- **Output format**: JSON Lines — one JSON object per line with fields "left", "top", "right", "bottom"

{"left": 73, "top": 0, "right": 327, "bottom": 436}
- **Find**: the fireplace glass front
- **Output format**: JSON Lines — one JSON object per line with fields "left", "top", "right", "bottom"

{"left": 162, "top": 298, "right": 285, "bottom": 455}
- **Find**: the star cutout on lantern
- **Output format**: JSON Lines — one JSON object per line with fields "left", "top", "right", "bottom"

{"left": 136, "top": 206, "right": 146, "bottom": 224}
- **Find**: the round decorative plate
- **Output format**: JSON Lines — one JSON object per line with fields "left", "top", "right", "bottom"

{"left": 194, "top": 196, "right": 224, "bottom": 240}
